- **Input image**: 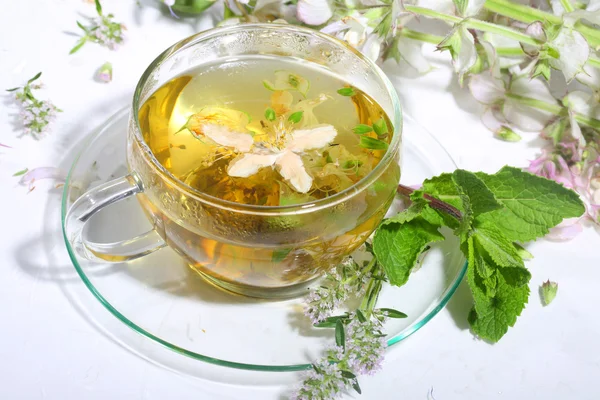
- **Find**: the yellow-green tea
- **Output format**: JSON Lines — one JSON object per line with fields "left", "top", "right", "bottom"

{"left": 136, "top": 57, "right": 399, "bottom": 295}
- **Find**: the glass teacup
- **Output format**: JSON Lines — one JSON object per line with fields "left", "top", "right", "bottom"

{"left": 65, "top": 24, "right": 402, "bottom": 299}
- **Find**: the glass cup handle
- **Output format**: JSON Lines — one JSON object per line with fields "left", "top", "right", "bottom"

{"left": 65, "top": 173, "right": 166, "bottom": 262}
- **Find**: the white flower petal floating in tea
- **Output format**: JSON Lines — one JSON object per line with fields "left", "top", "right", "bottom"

{"left": 201, "top": 123, "right": 254, "bottom": 152}
{"left": 228, "top": 124, "right": 337, "bottom": 193}
{"left": 228, "top": 152, "right": 279, "bottom": 178}
{"left": 142, "top": 66, "right": 393, "bottom": 204}
{"left": 288, "top": 124, "right": 337, "bottom": 152}
{"left": 275, "top": 151, "right": 314, "bottom": 193}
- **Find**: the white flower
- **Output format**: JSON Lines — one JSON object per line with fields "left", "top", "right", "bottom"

{"left": 414, "top": 0, "right": 484, "bottom": 17}
{"left": 438, "top": 24, "right": 478, "bottom": 80}
{"left": 296, "top": 0, "right": 333, "bottom": 26}
{"left": 521, "top": 21, "right": 590, "bottom": 83}
{"left": 549, "top": 28, "right": 590, "bottom": 82}
{"left": 576, "top": 64, "right": 600, "bottom": 92}
{"left": 322, "top": 16, "right": 369, "bottom": 48}
{"left": 391, "top": 35, "right": 433, "bottom": 74}
{"left": 164, "top": 0, "right": 175, "bottom": 6}
{"left": 469, "top": 71, "right": 559, "bottom": 132}
{"left": 228, "top": 124, "right": 337, "bottom": 193}
{"left": 321, "top": 16, "right": 383, "bottom": 61}
{"left": 564, "top": 0, "right": 600, "bottom": 26}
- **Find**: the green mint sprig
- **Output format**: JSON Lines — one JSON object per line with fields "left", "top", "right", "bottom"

{"left": 373, "top": 166, "right": 584, "bottom": 342}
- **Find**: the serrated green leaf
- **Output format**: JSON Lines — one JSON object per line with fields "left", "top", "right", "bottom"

{"left": 414, "top": 173, "right": 464, "bottom": 212}
{"left": 337, "top": 87, "right": 356, "bottom": 96}
{"left": 379, "top": 308, "right": 407, "bottom": 318}
{"left": 465, "top": 235, "right": 530, "bottom": 342}
{"left": 359, "top": 136, "right": 388, "bottom": 150}
{"left": 380, "top": 201, "right": 427, "bottom": 226}
{"left": 373, "top": 217, "right": 444, "bottom": 286}
{"left": 353, "top": 124, "right": 373, "bottom": 135}
{"left": 513, "top": 243, "right": 533, "bottom": 260}
{"left": 468, "top": 266, "right": 529, "bottom": 342}
{"left": 452, "top": 169, "right": 502, "bottom": 216}
{"left": 335, "top": 320, "right": 345, "bottom": 349}
{"left": 475, "top": 166, "right": 585, "bottom": 242}
{"left": 472, "top": 223, "right": 524, "bottom": 269}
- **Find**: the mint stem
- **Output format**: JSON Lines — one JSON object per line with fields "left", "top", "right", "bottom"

{"left": 397, "top": 184, "right": 463, "bottom": 220}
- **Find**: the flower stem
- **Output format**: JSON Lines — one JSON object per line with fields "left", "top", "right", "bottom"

{"left": 506, "top": 93, "right": 600, "bottom": 130}
{"left": 484, "top": 0, "right": 600, "bottom": 49}
{"left": 397, "top": 184, "right": 463, "bottom": 220}
{"left": 359, "top": 266, "right": 383, "bottom": 313}
{"left": 402, "top": 28, "right": 526, "bottom": 57}
{"left": 401, "top": 28, "right": 441, "bottom": 45}
{"left": 404, "top": 5, "right": 600, "bottom": 70}
{"left": 405, "top": 5, "right": 540, "bottom": 46}
{"left": 559, "top": 0, "right": 575, "bottom": 13}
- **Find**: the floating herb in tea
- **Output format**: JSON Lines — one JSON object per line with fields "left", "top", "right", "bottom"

{"left": 139, "top": 59, "right": 394, "bottom": 205}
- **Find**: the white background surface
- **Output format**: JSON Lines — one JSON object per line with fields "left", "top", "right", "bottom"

{"left": 1, "top": 1, "right": 599, "bottom": 399}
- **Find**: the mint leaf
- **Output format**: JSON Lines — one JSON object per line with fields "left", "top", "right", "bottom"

{"left": 381, "top": 201, "right": 427, "bottom": 226}
{"left": 468, "top": 266, "right": 529, "bottom": 342}
{"left": 373, "top": 217, "right": 444, "bottom": 286}
{"left": 413, "top": 173, "right": 464, "bottom": 212}
{"left": 472, "top": 223, "right": 524, "bottom": 269}
{"left": 452, "top": 170, "right": 502, "bottom": 216}
{"left": 476, "top": 166, "right": 585, "bottom": 242}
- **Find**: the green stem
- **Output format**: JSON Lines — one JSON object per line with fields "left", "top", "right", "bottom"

{"left": 403, "top": 28, "right": 526, "bottom": 57}
{"left": 405, "top": 5, "right": 540, "bottom": 46}
{"left": 484, "top": 0, "right": 600, "bottom": 49}
{"left": 507, "top": 93, "right": 600, "bottom": 129}
{"left": 403, "top": 6, "right": 600, "bottom": 70}
{"left": 559, "top": 0, "right": 575, "bottom": 13}
{"left": 359, "top": 262, "right": 383, "bottom": 313}
{"left": 401, "top": 28, "right": 441, "bottom": 45}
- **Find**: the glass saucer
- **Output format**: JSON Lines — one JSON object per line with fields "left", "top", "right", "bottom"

{"left": 61, "top": 108, "right": 466, "bottom": 373}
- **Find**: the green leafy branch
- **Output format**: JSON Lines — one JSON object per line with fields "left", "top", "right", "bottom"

{"left": 373, "top": 166, "right": 585, "bottom": 342}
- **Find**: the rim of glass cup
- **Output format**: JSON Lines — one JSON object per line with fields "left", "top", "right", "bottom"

{"left": 131, "top": 23, "right": 403, "bottom": 216}
{"left": 61, "top": 107, "right": 467, "bottom": 373}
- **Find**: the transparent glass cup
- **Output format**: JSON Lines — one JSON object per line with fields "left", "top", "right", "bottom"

{"left": 65, "top": 24, "right": 403, "bottom": 299}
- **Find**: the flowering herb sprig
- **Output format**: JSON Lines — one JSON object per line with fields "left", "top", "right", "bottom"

{"left": 296, "top": 254, "right": 406, "bottom": 399}
{"left": 6, "top": 72, "right": 61, "bottom": 138}
{"left": 70, "top": 0, "right": 125, "bottom": 54}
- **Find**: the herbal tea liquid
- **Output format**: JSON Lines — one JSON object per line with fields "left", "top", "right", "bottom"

{"left": 136, "top": 56, "right": 400, "bottom": 295}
